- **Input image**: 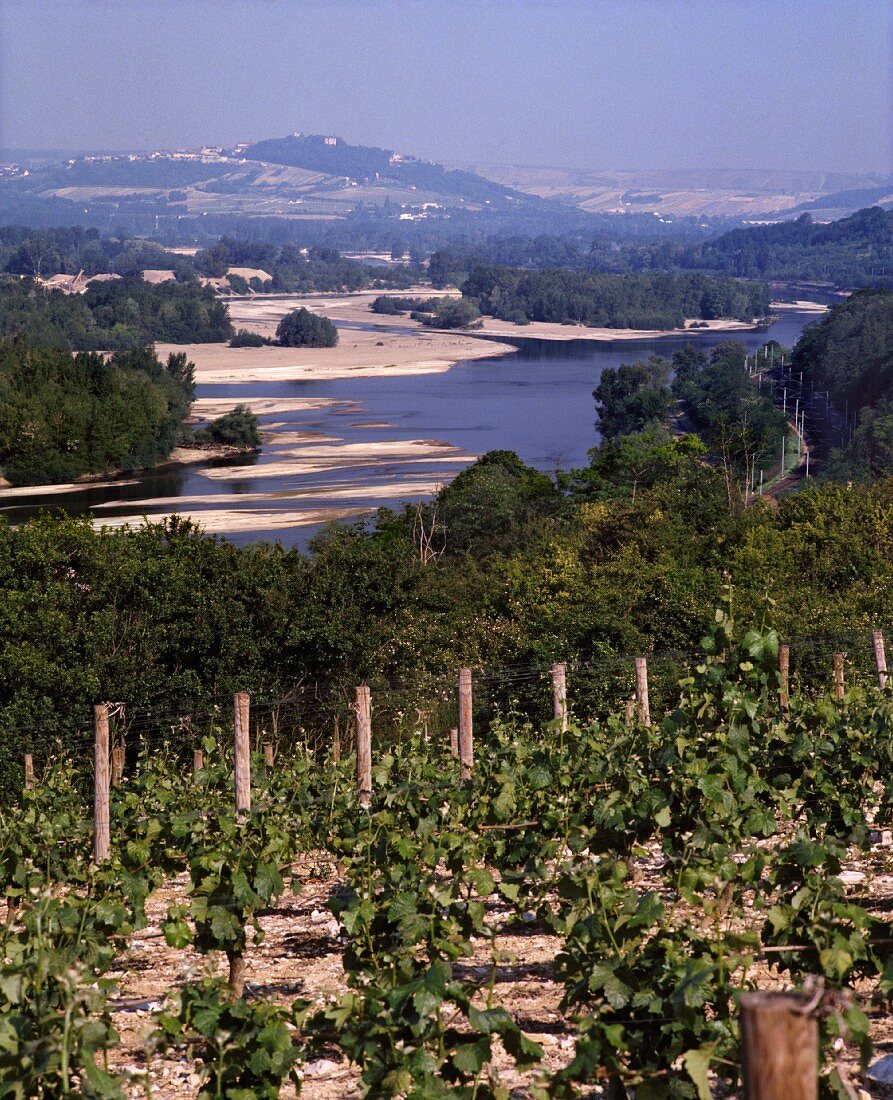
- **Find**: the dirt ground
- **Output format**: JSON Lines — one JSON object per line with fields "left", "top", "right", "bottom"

{"left": 105, "top": 842, "right": 893, "bottom": 1099}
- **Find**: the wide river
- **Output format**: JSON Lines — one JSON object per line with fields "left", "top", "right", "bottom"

{"left": 0, "top": 308, "right": 818, "bottom": 548}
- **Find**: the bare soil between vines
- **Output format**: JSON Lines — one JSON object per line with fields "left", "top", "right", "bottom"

{"left": 103, "top": 843, "right": 893, "bottom": 1099}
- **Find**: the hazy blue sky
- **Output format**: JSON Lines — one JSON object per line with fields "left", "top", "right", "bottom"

{"left": 2, "top": 0, "right": 891, "bottom": 175}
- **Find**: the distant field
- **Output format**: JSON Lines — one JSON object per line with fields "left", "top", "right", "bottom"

{"left": 452, "top": 163, "right": 893, "bottom": 220}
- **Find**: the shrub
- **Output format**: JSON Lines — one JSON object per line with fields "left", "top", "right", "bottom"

{"left": 275, "top": 307, "right": 338, "bottom": 348}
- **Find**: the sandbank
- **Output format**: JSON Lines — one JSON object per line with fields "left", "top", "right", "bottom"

{"left": 769, "top": 300, "right": 830, "bottom": 313}
{"left": 226, "top": 288, "right": 768, "bottom": 346}
{"left": 93, "top": 507, "right": 367, "bottom": 535}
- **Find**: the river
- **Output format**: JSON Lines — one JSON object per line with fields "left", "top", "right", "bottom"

{"left": 0, "top": 308, "right": 819, "bottom": 548}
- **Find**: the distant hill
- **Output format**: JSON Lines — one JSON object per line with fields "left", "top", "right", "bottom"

{"left": 680, "top": 206, "right": 893, "bottom": 286}
{"left": 240, "top": 134, "right": 531, "bottom": 206}
{"left": 0, "top": 133, "right": 541, "bottom": 236}
{"left": 457, "top": 163, "right": 893, "bottom": 220}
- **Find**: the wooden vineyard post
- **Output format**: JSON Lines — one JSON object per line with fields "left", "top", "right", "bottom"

{"left": 193, "top": 748, "right": 204, "bottom": 777}
{"left": 94, "top": 703, "right": 111, "bottom": 864}
{"left": 24, "top": 754, "right": 34, "bottom": 790}
{"left": 634, "top": 657, "right": 651, "bottom": 728}
{"left": 779, "top": 644, "right": 790, "bottom": 711}
{"left": 333, "top": 717, "right": 341, "bottom": 763}
{"left": 234, "top": 692, "right": 251, "bottom": 815}
{"left": 449, "top": 727, "right": 459, "bottom": 757}
{"left": 625, "top": 695, "right": 635, "bottom": 727}
{"left": 550, "top": 662, "right": 568, "bottom": 732}
{"left": 833, "top": 652, "right": 845, "bottom": 701}
{"left": 458, "top": 667, "right": 473, "bottom": 780}
{"left": 111, "top": 744, "right": 125, "bottom": 787}
{"left": 873, "top": 630, "right": 888, "bottom": 691}
{"left": 263, "top": 742, "right": 274, "bottom": 768}
{"left": 739, "top": 991, "right": 818, "bottom": 1100}
{"left": 355, "top": 686, "right": 372, "bottom": 807}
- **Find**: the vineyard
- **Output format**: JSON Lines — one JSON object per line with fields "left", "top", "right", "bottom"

{"left": 5, "top": 609, "right": 893, "bottom": 1098}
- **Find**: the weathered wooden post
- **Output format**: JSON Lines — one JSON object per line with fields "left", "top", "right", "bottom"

{"left": 550, "top": 662, "right": 568, "bottom": 732}
{"left": 24, "top": 754, "right": 34, "bottom": 790}
{"left": 833, "top": 652, "right": 845, "bottom": 701}
{"left": 333, "top": 716, "right": 341, "bottom": 763}
{"left": 779, "top": 644, "right": 790, "bottom": 711}
{"left": 111, "top": 743, "right": 125, "bottom": 787}
{"left": 634, "top": 657, "right": 651, "bottom": 728}
{"left": 873, "top": 630, "right": 888, "bottom": 691}
{"left": 193, "top": 747, "right": 204, "bottom": 777}
{"left": 234, "top": 692, "right": 251, "bottom": 815}
{"left": 458, "top": 668, "right": 474, "bottom": 780}
{"left": 739, "top": 991, "right": 818, "bottom": 1100}
{"left": 624, "top": 694, "right": 635, "bottom": 727}
{"left": 355, "top": 686, "right": 372, "bottom": 806}
{"left": 449, "top": 727, "right": 459, "bottom": 757}
{"left": 263, "top": 742, "right": 274, "bottom": 768}
{"left": 94, "top": 703, "right": 111, "bottom": 864}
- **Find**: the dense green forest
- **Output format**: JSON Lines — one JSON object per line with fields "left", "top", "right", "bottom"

{"left": 582, "top": 339, "right": 786, "bottom": 503}
{"left": 0, "top": 336, "right": 194, "bottom": 485}
{"left": 792, "top": 287, "right": 893, "bottom": 478}
{"left": 459, "top": 265, "right": 770, "bottom": 327}
{"left": 0, "top": 275, "right": 232, "bottom": 350}
{"left": 683, "top": 207, "right": 893, "bottom": 286}
{"left": 0, "top": 224, "right": 192, "bottom": 279}
{"left": 6, "top": 443, "right": 893, "bottom": 744}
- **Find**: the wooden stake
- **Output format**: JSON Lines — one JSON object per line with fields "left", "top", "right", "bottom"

{"left": 449, "top": 727, "right": 459, "bottom": 757}
{"left": 873, "top": 630, "right": 888, "bottom": 691}
{"left": 234, "top": 692, "right": 251, "bottom": 815}
{"left": 333, "top": 716, "right": 341, "bottom": 763}
{"left": 111, "top": 744, "right": 125, "bottom": 787}
{"left": 779, "top": 644, "right": 790, "bottom": 711}
{"left": 263, "top": 742, "right": 274, "bottom": 768}
{"left": 24, "top": 753, "right": 34, "bottom": 790}
{"left": 355, "top": 686, "right": 372, "bottom": 806}
{"left": 550, "top": 662, "right": 568, "bottom": 732}
{"left": 739, "top": 991, "right": 818, "bottom": 1100}
{"left": 634, "top": 657, "right": 651, "bottom": 727}
{"left": 94, "top": 703, "right": 111, "bottom": 864}
{"left": 625, "top": 694, "right": 635, "bottom": 727}
{"left": 193, "top": 748, "right": 204, "bottom": 776}
{"left": 833, "top": 652, "right": 845, "bottom": 701}
{"left": 458, "top": 667, "right": 473, "bottom": 780}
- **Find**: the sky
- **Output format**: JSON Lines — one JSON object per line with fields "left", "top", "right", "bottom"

{"left": 1, "top": 0, "right": 891, "bottom": 176}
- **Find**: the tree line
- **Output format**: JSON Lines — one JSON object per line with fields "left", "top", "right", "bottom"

{"left": 0, "top": 275, "right": 232, "bottom": 351}
{"left": 792, "top": 287, "right": 893, "bottom": 479}
{"left": 6, "top": 440, "right": 893, "bottom": 756}
{"left": 458, "top": 264, "right": 770, "bottom": 328}
{"left": 0, "top": 336, "right": 195, "bottom": 485}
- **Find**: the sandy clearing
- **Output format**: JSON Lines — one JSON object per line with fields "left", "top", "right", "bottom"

{"left": 262, "top": 431, "right": 341, "bottom": 446}
{"left": 197, "top": 439, "right": 470, "bottom": 481}
{"left": 197, "top": 460, "right": 465, "bottom": 482}
{"left": 156, "top": 323, "right": 513, "bottom": 387}
{"left": 93, "top": 507, "right": 367, "bottom": 535}
{"left": 226, "top": 288, "right": 768, "bottom": 346}
{"left": 0, "top": 478, "right": 142, "bottom": 499}
{"left": 770, "top": 299, "right": 830, "bottom": 313}
{"left": 473, "top": 316, "right": 765, "bottom": 341}
{"left": 88, "top": 477, "right": 453, "bottom": 512}
{"left": 190, "top": 397, "right": 346, "bottom": 418}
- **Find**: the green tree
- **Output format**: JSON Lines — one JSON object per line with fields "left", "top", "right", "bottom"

{"left": 275, "top": 307, "right": 338, "bottom": 348}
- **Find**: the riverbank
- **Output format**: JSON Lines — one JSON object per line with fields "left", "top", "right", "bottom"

{"left": 0, "top": 444, "right": 257, "bottom": 499}
{"left": 1, "top": 301, "right": 820, "bottom": 544}
{"left": 225, "top": 288, "right": 771, "bottom": 349}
